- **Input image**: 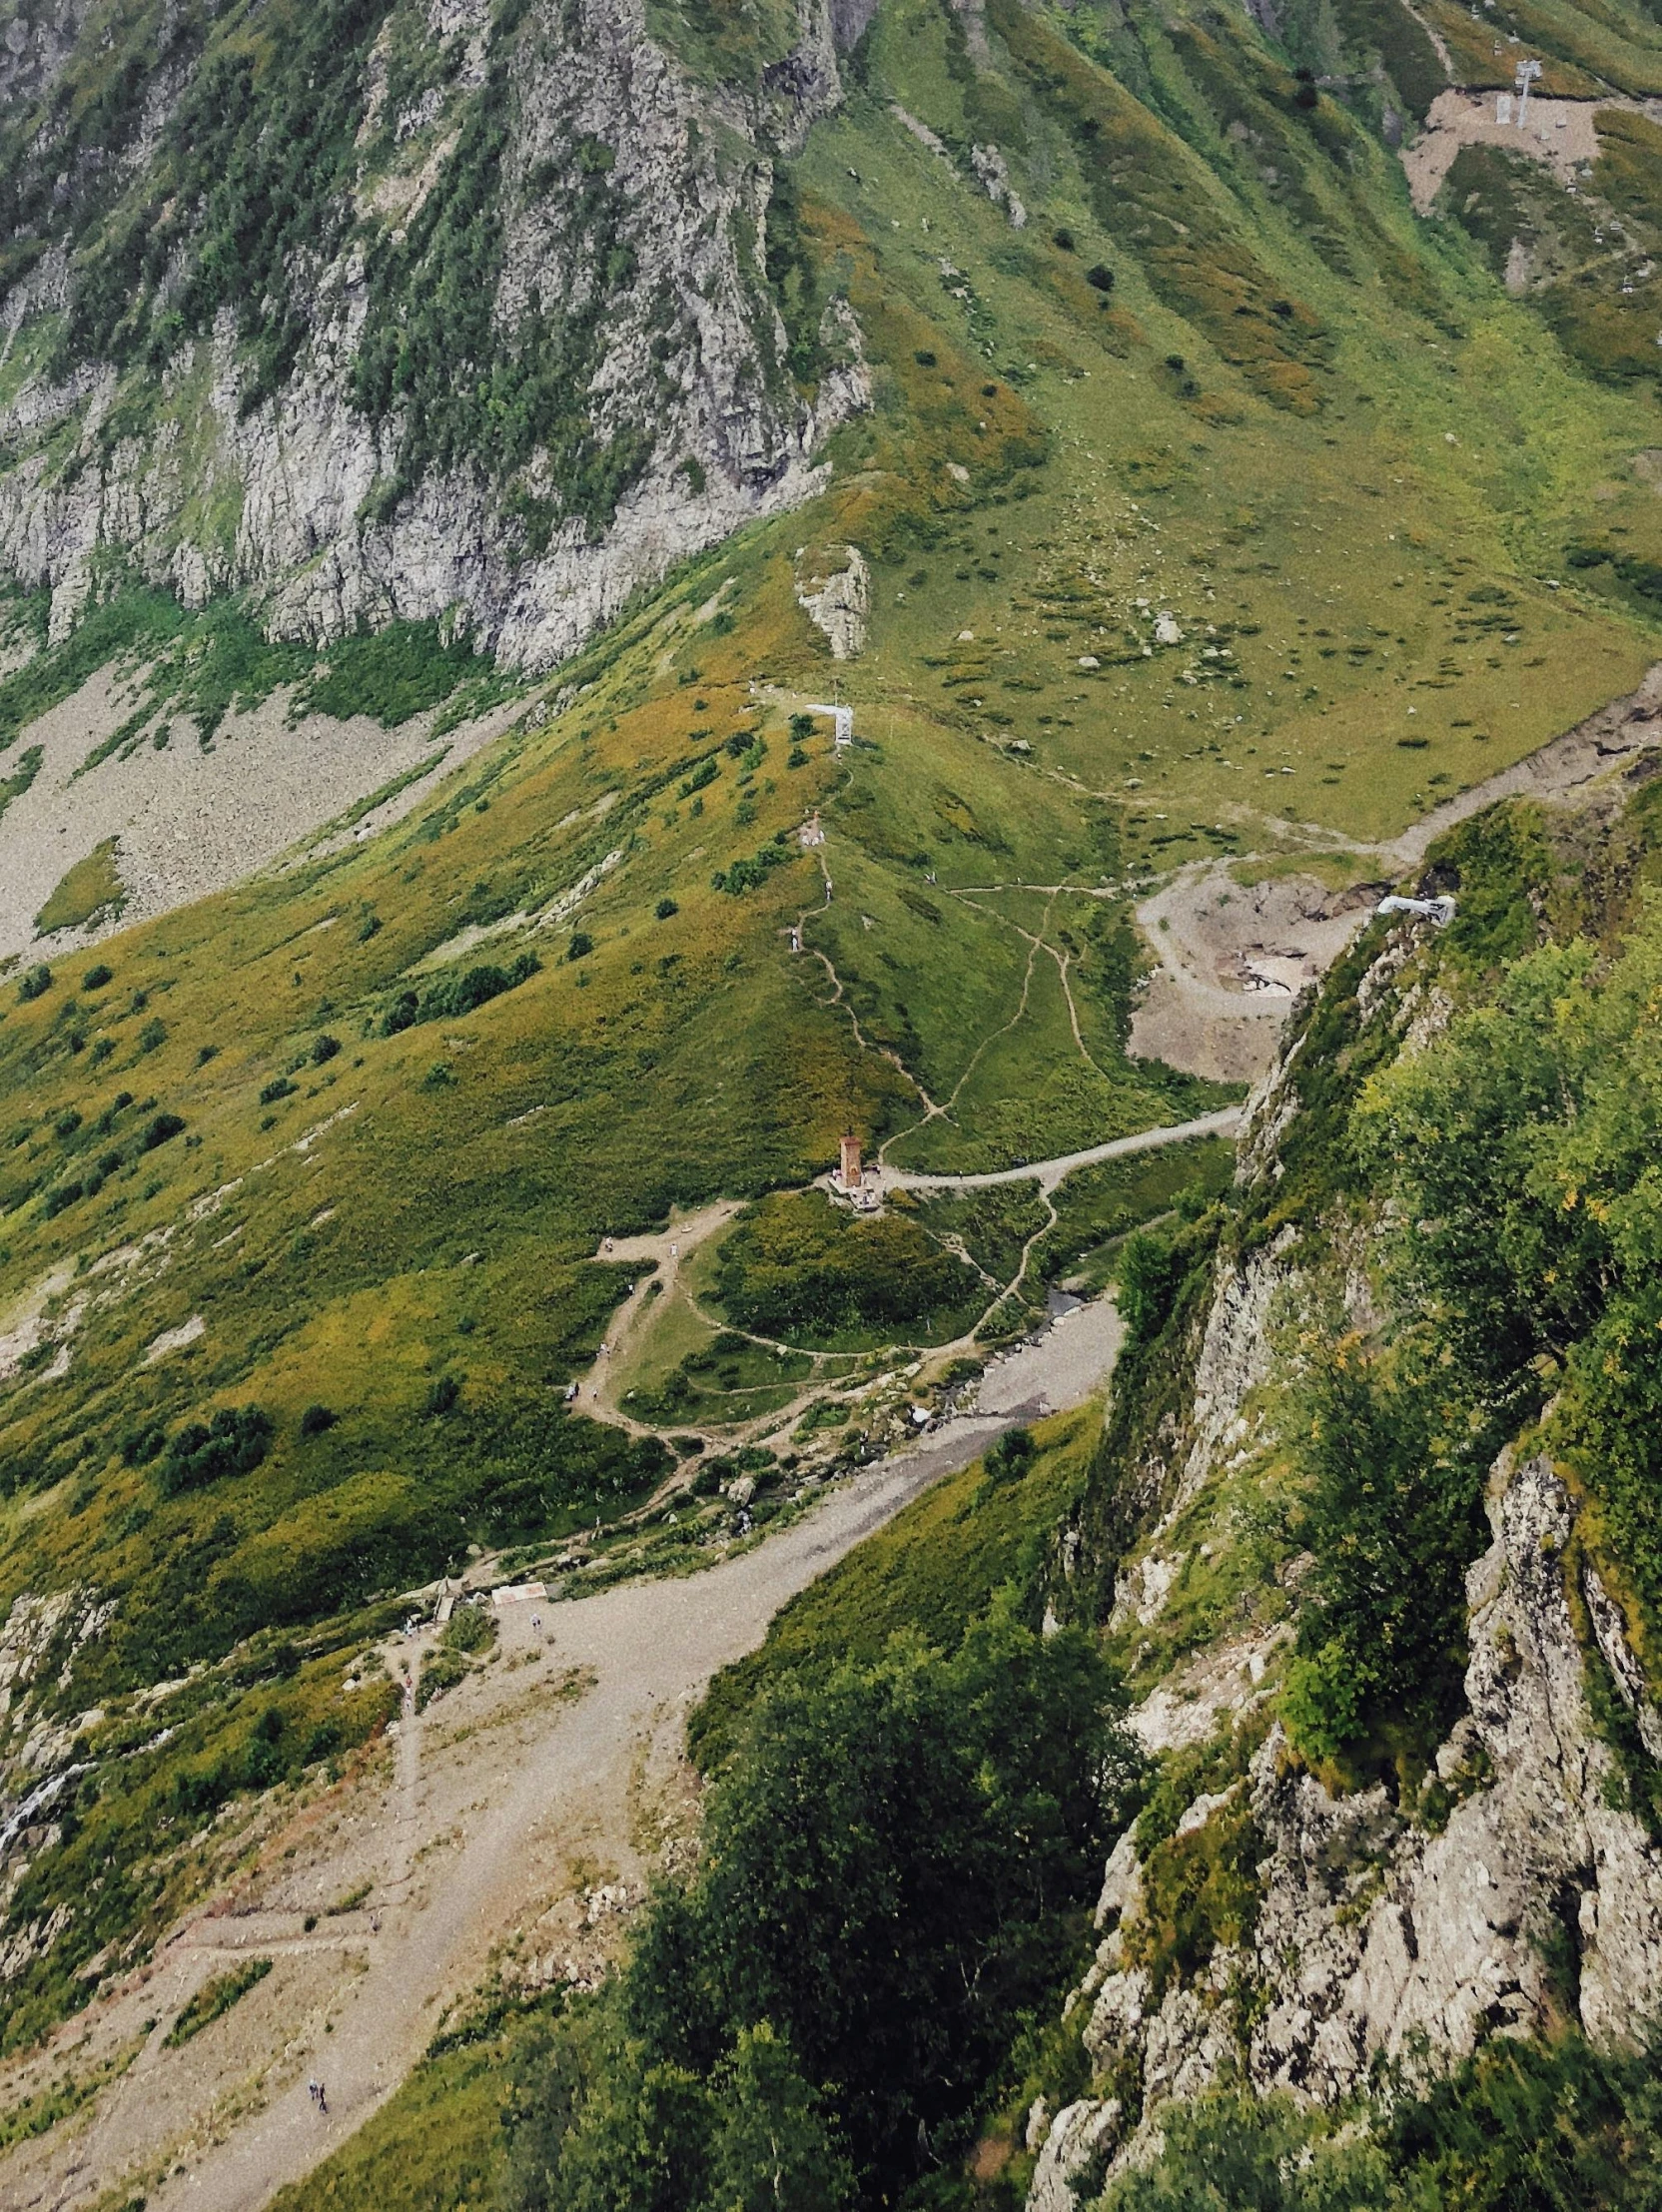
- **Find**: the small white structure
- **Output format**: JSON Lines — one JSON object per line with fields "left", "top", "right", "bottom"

{"left": 1376, "top": 893, "right": 1456, "bottom": 925}
{"left": 1496, "top": 91, "right": 1513, "bottom": 124}
{"left": 806, "top": 703, "right": 854, "bottom": 748}
{"left": 491, "top": 1581, "right": 548, "bottom": 1609}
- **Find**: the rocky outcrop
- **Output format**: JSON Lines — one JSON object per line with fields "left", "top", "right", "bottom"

{"left": 0, "top": 0, "right": 871, "bottom": 670}
{"left": 793, "top": 541, "right": 870, "bottom": 658}
{"left": 1032, "top": 1452, "right": 1662, "bottom": 2203}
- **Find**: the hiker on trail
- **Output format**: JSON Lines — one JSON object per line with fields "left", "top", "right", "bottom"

{"left": 318, "top": 2083, "right": 328, "bottom": 2114}
{"left": 308, "top": 2077, "right": 319, "bottom": 2105}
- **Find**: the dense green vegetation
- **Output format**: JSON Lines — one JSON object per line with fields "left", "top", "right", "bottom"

{"left": 691, "top": 1406, "right": 1097, "bottom": 1768}
{"left": 1275, "top": 1334, "right": 1488, "bottom": 1779}
{"left": 507, "top": 1608, "right": 1137, "bottom": 2210}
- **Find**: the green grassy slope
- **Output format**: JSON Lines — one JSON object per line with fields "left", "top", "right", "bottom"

{"left": 5, "top": 0, "right": 1662, "bottom": 2073}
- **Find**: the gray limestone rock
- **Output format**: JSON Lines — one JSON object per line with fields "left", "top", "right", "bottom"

{"left": 0, "top": 0, "right": 870, "bottom": 674}
{"left": 1048, "top": 1453, "right": 1662, "bottom": 2212}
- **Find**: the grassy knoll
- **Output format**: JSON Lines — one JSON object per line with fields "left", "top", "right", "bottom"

{"left": 265, "top": 1996, "right": 559, "bottom": 2212}
{"left": 33, "top": 839, "right": 126, "bottom": 937}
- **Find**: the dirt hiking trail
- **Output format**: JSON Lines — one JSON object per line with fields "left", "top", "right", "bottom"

{"left": 0, "top": 1369, "right": 1109, "bottom": 2212}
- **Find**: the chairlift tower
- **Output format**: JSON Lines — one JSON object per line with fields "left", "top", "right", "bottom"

{"left": 1515, "top": 56, "right": 1542, "bottom": 125}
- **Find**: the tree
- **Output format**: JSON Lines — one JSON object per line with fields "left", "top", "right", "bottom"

{"left": 509, "top": 1607, "right": 1136, "bottom": 2205}
{"left": 707, "top": 2026, "right": 853, "bottom": 2212}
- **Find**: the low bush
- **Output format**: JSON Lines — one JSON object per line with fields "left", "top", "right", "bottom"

{"left": 383, "top": 952, "right": 540, "bottom": 1035}
{"left": 157, "top": 1405, "right": 275, "bottom": 1496}
{"left": 18, "top": 965, "right": 50, "bottom": 1002}
{"left": 422, "top": 1375, "right": 460, "bottom": 1419}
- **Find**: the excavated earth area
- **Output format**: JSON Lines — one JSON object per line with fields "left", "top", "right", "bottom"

{"left": 1401, "top": 88, "right": 1662, "bottom": 216}
{"left": 0, "top": 667, "right": 526, "bottom": 967}
{"left": 1128, "top": 865, "right": 1382, "bottom": 1084}
{"left": 1131, "top": 661, "right": 1662, "bottom": 1080}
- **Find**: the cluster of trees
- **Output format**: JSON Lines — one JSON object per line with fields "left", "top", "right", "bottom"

{"left": 506, "top": 1608, "right": 1139, "bottom": 2210}
{"left": 711, "top": 837, "right": 794, "bottom": 897}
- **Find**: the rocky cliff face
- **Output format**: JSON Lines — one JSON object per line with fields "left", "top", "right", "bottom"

{"left": 0, "top": 0, "right": 870, "bottom": 667}
{"left": 1029, "top": 912, "right": 1662, "bottom": 2210}
{"left": 1035, "top": 1447, "right": 1662, "bottom": 2209}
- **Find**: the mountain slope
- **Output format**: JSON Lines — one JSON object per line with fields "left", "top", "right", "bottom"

{"left": 3, "top": 0, "right": 1662, "bottom": 2198}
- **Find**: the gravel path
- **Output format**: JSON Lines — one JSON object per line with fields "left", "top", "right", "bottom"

{"left": 875, "top": 1106, "right": 1243, "bottom": 1194}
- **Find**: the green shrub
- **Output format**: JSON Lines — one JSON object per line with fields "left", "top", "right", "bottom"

{"left": 121, "top": 1424, "right": 167, "bottom": 1467}
{"left": 654, "top": 898, "right": 679, "bottom": 921}
{"left": 1100, "top": 2029, "right": 1662, "bottom": 2209}
{"left": 711, "top": 844, "right": 792, "bottom": 896}
{"left": 442, "top": 1602, "right": 497, "bottom": 1656}
{"left": 157, "top": 1405, "right": 275, "bottom": 1496}
{"left": 1116, "top": 1228, "right": 1186, "bottom": 1347}
{"left": 1279, "top": 1338, "right": 1483, "bottom": 1778}
{"left": 985, "top": 1426, "right": 1036, "bottom": 1483}
{"left": 136, "top": 1018, "right": 166, "bottom": 1053}
{"left": 299, "top": 1403, "right": 338, "bottom": 1438}
{"left": 141, "top": 1112, "right": 185, "bottom": 1149}
{"left": 713, "top": 1191, "right": 982, "bottom": 1347}
{"left": 18, "top": 964, "right": 50, "bottom": 1002}
{"left": 259, "top": 1077, "right": 297, "bottom": 1106}
{"left": 311, "top": 1033, "right": 342, "bottom": 1065}
{"left": 567, "top": 933, "right": 593, "bottom": 962}
{"left": 81, "top": 963, "right": 113, "bottom": 992}
{"left": 383, "top": 952, "right": 540, "bottom": 1036}
{"left": 1120, "top": 1795, "right": 1263, "bottom": 2004}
